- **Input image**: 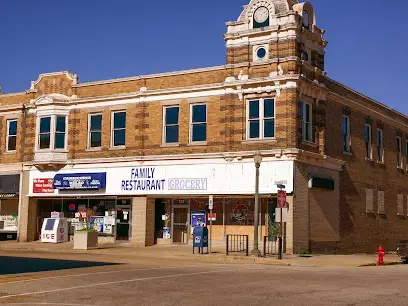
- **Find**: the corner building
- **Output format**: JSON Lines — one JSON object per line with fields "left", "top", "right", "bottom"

{"left": 0, "top": 0, "right": 406, "bottom": 253}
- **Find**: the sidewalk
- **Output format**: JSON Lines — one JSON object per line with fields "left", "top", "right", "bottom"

{"left": 0, "top": 240, "right": 402, "bottom": 268}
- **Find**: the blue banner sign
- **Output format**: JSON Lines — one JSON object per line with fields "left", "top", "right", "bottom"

{"left": 54, "top": 173, "right": 107, "bottom": 190}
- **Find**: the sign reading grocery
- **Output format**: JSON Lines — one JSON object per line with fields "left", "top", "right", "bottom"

{"left": 33, "top": 178, "right": 54, "bottom": 194}
{"left": 54, "top": 173, "right": 106, "bottom": 190}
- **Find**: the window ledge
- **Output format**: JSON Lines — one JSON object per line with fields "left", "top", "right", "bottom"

{"left": 188, "top": 142, "right": 207, "bottom": 147}
{"left": 109, "top": 146, "right": 126, "bottom": 151}
{"left": 4, "top": 151, "right": 17, "bottom": 155}
{"left": 301, "top": 141, "right": 318, "bottom": 148}
{"left": 86, "top": 147, "right": 103, "bottom": 152}
{"left": 161, "top": 143, "right": 179, "bottom": 148}
{"left": 35, "top": 149, "right": 68, "bottom": 154}
{"left": 242, "top": 138, "right": 277, "bottom": 145}
{"left": 397, "top": 213, "right": 405, "bottom": 217}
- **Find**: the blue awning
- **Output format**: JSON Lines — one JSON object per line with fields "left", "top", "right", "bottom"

{"left": 54, "top": 173, "right": 106, "bottom": 190}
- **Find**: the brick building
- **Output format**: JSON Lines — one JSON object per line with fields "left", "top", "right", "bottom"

{"left": 0, "top": 0, "right": 406, "bottom": 253}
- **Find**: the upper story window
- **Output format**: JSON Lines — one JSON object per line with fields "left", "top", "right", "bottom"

{"left": 247, "top": 98, "right": 275, "bottom": 140}
{"left": 377, "top": 129, "right": 384, "bottom": 162}
{"left": 253, "top": 45, "right": 269, "bottom": 62}
{"left": 37, "top": 115, "right": 67, "bottom": 150}
{"left": 88, "top": 113, "right": 102, "bottom": 149}
{"left": 299, "top": 102, "right": 312, "bottom": 142}
{"left": 6, "top": 119, "right": 17, "bottom": 152}
{"left": 342, "top": 116, "right": 351, "bottom": 153}
{"left": 190, "top": 104, "right": 207, "bottom": 143}
{"left": 164, "top": 106, "right": 179, "bottom": 144}
{"left": 253, "top": 6, "right": 269, "bottom": 28}
{"left": 365, "top": 124, "right": 372, "bottom": 159}
{"left": 111, "top": 111, "right": 126, "bottom": 147}
{"left": 397, "top": 136, "right": 403, "bottom": 168}
{"left": 302, "top": 10, "right": 310, "bottom": 29}
{"left": 406, "top": 140, "right": 408, "bottom": 170}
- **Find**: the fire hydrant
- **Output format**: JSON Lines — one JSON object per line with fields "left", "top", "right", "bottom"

{"left": 377, "top": 245, "right": 385, "bottom": 266}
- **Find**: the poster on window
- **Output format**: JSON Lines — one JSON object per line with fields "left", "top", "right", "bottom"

{"left": 89, "top": 216, "right": 104, "bottom": 233}
{"left": 191, "top": 211, "right": 206, "bottom": 233}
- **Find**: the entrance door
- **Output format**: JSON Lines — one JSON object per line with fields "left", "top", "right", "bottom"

{"left": 116, "top": 207, "right": 130, "bottom": 241}
{"left": 172, "top": 205, "right": 189, "bottom": 244}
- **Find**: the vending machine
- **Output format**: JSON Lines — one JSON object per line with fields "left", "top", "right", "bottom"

{"left": 41, "top": 217, "right": 69, "bottom": 243}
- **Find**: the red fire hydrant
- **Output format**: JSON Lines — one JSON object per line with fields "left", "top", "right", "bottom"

{"left": 377, "top": 245, "right": 385, "bottom": 266}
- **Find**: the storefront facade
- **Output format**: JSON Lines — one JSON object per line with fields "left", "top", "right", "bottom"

{"left": 24, "top": 158, "right": 294, "bottom": 247}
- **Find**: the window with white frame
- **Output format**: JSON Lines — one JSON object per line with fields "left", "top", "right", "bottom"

{"left": 299, "top": 102, "right": 312, "bottom": 142}
{"left": 342, "top": 116, "right": 351, "bottom": 153}
{"left": 247, "top": 98, "right": 275, "bottom": 139}
{"left": 397, "top": 136, "right": 403, "bottom": 168}
{"left": 190, "top": 104, "right": 207, "bottom": 143}
{"left": 88, "top": 113, "right": 102, "bottom": 148}
{"left": 111, "top": 111, "right": 126, "bottom": 147}
{"left": 377, "top": 129, "right": 384, "bottom": 162}
{"left": 6, "top": 119, "right": 17, "bottom": 152}
{"left": 37, "top": 115, "right": 67, "bottom": 150}
{"left": 164, "top": 106, "right": 179, "bottom": 144}
{"left": 365, "top": 124, "right": 372, "bottom": 159}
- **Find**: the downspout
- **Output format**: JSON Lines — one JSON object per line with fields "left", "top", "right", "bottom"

{"left": 17, "top": 104, "right": 26, "bottom": 242}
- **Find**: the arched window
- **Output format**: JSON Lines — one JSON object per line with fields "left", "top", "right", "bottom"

{"left": 302, "top": 10, "right": 310, "bottom": 29}
{"left": 253, "top": 6, "right": 270, "bottom": 28}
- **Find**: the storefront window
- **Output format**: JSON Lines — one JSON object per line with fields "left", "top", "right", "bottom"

{"left": 37, "top": 198, "right": 131, "bottom": 240}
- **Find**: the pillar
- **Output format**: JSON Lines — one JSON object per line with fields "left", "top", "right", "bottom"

{"left": 131, "top": 197, "right": 155, "bottom": 247}
{"left": 18, "top": 170, "right": 38, "bottom": 242}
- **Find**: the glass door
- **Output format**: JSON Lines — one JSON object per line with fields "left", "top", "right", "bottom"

{"left": 172, "top": 203, "right": 190, "bottom": 244}
{"left": 116, "top": 200, "right": 131, "bottom": 241}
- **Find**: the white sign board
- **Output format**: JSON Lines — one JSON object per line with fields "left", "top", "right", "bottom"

{"left": 209, "top": 195, "right": 214, "bottom": 210}
{"left": 275, "top": 208, "right": 289, "bottom": 222}
{"left": 28, "top": 160, "right": 294, "bottom": 196}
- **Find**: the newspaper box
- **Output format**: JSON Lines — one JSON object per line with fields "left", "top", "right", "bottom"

{"left": 41, "top": 218, "right": 68, "bottom": 243}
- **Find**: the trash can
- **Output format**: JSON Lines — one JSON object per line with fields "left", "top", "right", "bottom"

{"left": 193, "top": 226, "right": 208, "bottom": 254}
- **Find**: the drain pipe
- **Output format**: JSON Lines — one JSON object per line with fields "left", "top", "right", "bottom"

{"left": 17, "top": 169, "right": 23, "bottom": 242}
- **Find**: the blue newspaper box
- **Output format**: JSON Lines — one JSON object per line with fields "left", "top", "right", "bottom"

{"left": 193, "top": 226, "right": 208, "bottom": 254}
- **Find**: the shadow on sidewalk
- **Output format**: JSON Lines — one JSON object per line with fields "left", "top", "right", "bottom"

{"left": 0, "top": 256, "right": 120, "bottom": 275}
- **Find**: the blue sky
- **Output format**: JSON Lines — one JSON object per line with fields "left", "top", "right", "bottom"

{"left": 0, "top": 0, "right": 407, "bottom": 113}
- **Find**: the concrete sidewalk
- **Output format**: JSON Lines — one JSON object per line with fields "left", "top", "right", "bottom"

{"left": 0, "top": 240, "right": 402, "bottom": 268}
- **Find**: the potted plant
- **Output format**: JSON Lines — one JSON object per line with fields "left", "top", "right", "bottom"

{"left": 73, "top": 208, "right": 98, "bottom": 250}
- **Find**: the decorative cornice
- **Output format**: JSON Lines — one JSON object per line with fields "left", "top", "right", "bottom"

{"left": 22, "top": 148, "right": 345, "bottom": 172}
{"left": 29, "top": 71, "right": 78, "bottom": 91}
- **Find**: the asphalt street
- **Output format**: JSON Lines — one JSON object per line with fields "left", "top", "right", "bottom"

{"left": 0, "top": 260, "right": 407, "bottom": 305}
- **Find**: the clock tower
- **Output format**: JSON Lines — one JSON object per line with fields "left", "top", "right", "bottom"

{"left": 224, "top": 0, "right": 327, "bottom": 81}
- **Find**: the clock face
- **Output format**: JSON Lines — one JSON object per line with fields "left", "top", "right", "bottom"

{"left": 302, "top": 10, "right": 309, "bottom": 27}
{"left": 254, "top": 6, "right": 269, "bottom": 24}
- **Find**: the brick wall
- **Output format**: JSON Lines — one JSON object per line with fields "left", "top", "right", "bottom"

{"left": 325, "top": 97, "right": 408, "bottom": 253}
